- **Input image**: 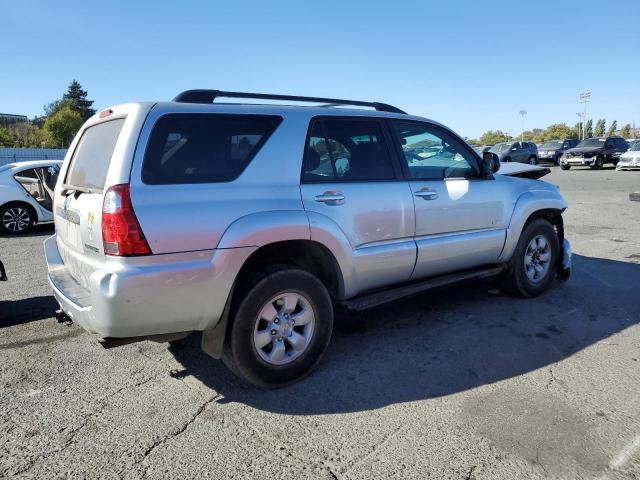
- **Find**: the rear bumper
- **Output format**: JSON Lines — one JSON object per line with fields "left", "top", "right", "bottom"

{"left": 44, "top": 234, "right": 255, "bottom": 338}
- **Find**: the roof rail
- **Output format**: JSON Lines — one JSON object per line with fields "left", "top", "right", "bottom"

{"left": 172, "top": 90, "right": 407, "bottom": 114}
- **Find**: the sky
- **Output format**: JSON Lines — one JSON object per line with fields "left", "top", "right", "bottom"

{"left": 1, "top": 0, "right": 639, "bottom": 139}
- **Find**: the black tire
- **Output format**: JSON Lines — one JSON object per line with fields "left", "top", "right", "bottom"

{"left": 503, "top": 219, "right": 559, "bottom": 297}
{"left": 503, "top": 156, "right": 511, "bottom": 162}
{"left": 554, "top": 155, "right": 561, "bottom": 166}
{"left": 594, "top": 155, "right": 604, "bottom": 169}
{"left": 560, "top": 164, "right": 571, "bottom": 170}
{"left": 223, "top": 267, "right": 333, "bottom": 388}
{"left": 0, "top": 202, "right": 35, "bottom": 234}
{"left": 528, "top": 156, "right": 537, "bottom": 165}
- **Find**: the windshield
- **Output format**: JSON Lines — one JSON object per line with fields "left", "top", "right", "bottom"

{"left": 540, "top": 141, "right": 563, "bottom": 149}
{"left": 577, "top": 138, "right": 605, "bottom": 148}
{"left": 490, "top": 143, "right": 512, "bottom": 153}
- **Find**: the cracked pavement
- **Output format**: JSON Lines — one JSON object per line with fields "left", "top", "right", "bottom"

{"left": 1, "top": 167, "right": 639, "bottom": 479}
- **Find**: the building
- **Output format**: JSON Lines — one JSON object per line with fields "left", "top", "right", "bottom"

{"left": 0, "top": 113, "right": 28, "bottom": 127}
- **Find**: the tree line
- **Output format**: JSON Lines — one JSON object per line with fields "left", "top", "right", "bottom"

{"left": 0, "top": 80, "right": 95, "bottom": 149}
{"left": 470, "top": 119, "right": 635, "bottom": 146}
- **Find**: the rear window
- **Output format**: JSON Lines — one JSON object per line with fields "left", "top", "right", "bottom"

{"left": 142, "top": 114, "right": 282, "bottom": 184}
{"left": 65, "top": 118, "right": 126, "bottom": 191}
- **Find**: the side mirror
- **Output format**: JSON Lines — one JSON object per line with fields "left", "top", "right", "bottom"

{"left": 482, "top": 152, "right": 500, "bottom": 177}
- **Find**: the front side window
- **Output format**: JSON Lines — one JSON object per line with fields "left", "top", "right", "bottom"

{"left": 392, "top": 122, "right": 478, "bottom": 180}
{"left": 143, "top": 114, "right": 282, "bottom": 184}
{"left": 303, "top": 118, "right": 395, "bottom": 182}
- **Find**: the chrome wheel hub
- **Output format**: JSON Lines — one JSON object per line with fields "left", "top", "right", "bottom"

{"left": 2, "top": 207, "right": 30, "bottom": 232}
{"left": 253, "top": 292, "right": 315, "bottom": 366}
{"left": 524, "top": 234, "right": 551, "bottom": 283}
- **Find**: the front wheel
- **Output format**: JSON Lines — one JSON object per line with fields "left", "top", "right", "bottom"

{"left": 528, "top": 156, "right": 537, "bottom": 165}
{"left": 594, "top": 155, "right": 604, "bottom": 169}
{"left": 503, "top": 219, "right": 559, "bottom": 297}
{"left": 560, "top": 164, "right": 571, "bottom": 170}
{"left": 223, "top": 268, "right": 333, "bottom": 388}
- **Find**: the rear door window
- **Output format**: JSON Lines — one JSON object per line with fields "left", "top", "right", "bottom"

{"left": 302, "top": 118, "right": 395, "bottom": 182}
{"left": 142, "top": 114, "right": 282, "bottom": 184}
{"left": 64, "top": 118, "right": 126, "bottom": 191}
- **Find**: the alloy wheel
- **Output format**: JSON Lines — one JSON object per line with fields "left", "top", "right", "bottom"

{"left": 253, "top": 291, "right": 315, "bottom": 366}
{"left": 2, "top": 207, "right": 30, "bottom": 232}
{"left": 524, "top": 234, "right": 551, "bottom": 283}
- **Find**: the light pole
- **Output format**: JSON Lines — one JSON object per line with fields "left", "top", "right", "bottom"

{"left": 579, "top": 91, "right": 591, "bottom": 140}
{"left": 518, "top": 110, "right": 527, "bottom": 142}
{"left": 576, "top": 112, "right": 584, "bottom": 140}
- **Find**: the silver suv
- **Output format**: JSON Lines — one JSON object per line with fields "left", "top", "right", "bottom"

{"left": 45, "top": 90, "right": 571, "bottom": 387}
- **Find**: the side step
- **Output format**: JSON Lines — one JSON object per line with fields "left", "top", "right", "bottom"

{"left": 338, "top": 265, "right": 506, "bottom": 312}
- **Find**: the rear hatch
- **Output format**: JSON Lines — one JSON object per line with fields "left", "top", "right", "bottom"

{"left": 54, "top": 112, "right": 132, "bottom": 290}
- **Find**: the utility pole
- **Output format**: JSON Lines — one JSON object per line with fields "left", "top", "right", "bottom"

{"left": 518, "top": 110, "right": 527, "bottom": 143}
{"left": 576, "top": 112, "right": 584, "bottom": 140}
{"left": 579, "top": 91, "right": 591, "bottom": 140}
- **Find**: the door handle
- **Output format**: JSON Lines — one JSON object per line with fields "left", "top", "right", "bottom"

{"left": 314, "top": 192, "right": 345, "bottom": 205}
{"left": 414, "top": 189, "right": 438, "bottom": 200}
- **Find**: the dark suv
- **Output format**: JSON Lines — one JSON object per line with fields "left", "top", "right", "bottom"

{"left": 537, "top": 139, "right": 580, "bottom": 165}
{"left": 560, "top": 136, "right": 629, "bottom": 170}
{"left": 489, "top": 141, "right": 538, "bottom": 165}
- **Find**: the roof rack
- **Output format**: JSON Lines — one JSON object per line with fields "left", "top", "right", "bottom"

{"left": 172, "top": 90, "right": 407, "bottom": 114}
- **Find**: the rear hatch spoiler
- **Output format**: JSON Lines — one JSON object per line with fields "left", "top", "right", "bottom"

{"left": 497, "top": 162, "right": 551, "bottom": 179}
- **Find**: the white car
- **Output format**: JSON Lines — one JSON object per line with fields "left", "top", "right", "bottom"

{"left": 0, "top": 160, "right": 62, "bottom": 234}
{"left": 616, "top": 141, "right": 640, "bottom": 171}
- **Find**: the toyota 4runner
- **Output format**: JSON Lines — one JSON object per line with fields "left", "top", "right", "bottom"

{"left": 45, "top": 90, "right": 571, "bottom": 387}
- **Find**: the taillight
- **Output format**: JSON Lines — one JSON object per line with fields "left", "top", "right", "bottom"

{"left": 102, "top": 184, "right": 151, "bottom": 256}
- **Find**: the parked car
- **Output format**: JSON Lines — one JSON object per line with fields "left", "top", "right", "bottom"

{"left": 616, "top": 140, "right": 640, "bottom": 171}
{"left": 489, "top": 141, "right": 538, "bottom": 165}
{"left": 560, "top": 136, "right": 629, "bottom": 170}
{"left": 625, "top": 139, "right": 640, "bottom": 150}
{"left": 472, "top": 145, "right": 493, "bottom": 156}
{"left": 0, "top": 160, "right": 61, "bottom": 234}
{"left": 537, "top": 139, "right": 580, "bottom": 165}
{"left": 45, "top": 90, "right": 571, "bottom": 388}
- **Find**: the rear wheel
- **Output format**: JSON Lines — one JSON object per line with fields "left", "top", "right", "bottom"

{"left": 504, "top": 219, "right": 559, "bottom": 297}
{"left": 0, "top": 203, "right": 34, "bottom": 234}
{"left": 223, "top": 267, "right": 333, "bottom": 388}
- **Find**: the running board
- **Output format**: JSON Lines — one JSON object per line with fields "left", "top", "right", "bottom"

{"left": 338, "top": 265, "right": 506, "bottom": 312}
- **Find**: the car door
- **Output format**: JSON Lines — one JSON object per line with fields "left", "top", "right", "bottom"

{"left": 300, "top": 116, "right": 416, "bottom": 295}
{"left": 13, "top": 167, "right": 51, "bottom": 219}
{"left": 388, "top": 120, "right": 508, "bottom": 279}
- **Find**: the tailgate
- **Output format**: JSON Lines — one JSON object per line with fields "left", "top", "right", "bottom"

{"left": 55, "top": 117, "right": 127, "bottom": 289}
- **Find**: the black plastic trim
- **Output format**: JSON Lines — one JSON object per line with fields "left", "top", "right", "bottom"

{"left": 173, "top": 89, "right": 407, "bottom": 114}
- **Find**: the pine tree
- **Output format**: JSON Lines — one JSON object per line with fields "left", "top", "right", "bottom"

{"left": 606, "top": 120, "right": 617, "bottom": 137}
{"left": 584, "top": 119, "right": 593, "bottom": 138}
{"left": 593, "top": 119, "right": 606, "bottom": 137}
{"left": 62, "top": 80, "right": 96, "bottom": 121}
{"left": 620, "top": 124, "right": 632, "bottom": 138}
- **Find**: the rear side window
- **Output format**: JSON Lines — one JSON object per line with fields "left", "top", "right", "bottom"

{"left": 303, "top": 118, "right": 395, "bottom": 182}
{"left": 142, "top": 114, "right": 282, "bottom": 184}
{"left": 65, "top": 118, "right": 126, "bottom": 191}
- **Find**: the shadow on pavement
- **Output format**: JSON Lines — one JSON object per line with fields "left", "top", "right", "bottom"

{"left": 0, "top": 296, "right": 59, "bottom": 328}
{"left": 169, "top": 254, "right": 640, "bottom": 414}
{"left": 0, "top": 223, "right": 54, "bottom": 239}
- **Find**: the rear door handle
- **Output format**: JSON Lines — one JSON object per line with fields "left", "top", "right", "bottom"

{"left": 414, "top": 189, "right": 438, "bottom": 200}
{"left": 314, "top": 192, "right": 345, "bottom": 205}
